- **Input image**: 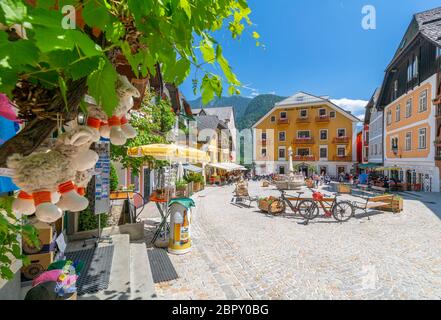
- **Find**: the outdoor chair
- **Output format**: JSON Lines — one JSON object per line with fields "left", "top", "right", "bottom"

{"left": 231, "top": 182, "right": 258, "bottom": 207}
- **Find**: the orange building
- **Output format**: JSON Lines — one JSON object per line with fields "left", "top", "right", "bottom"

{"left": 377, "top": 7, "right": 441, "bottom": 191}
{"left": 252, "top": 92, "right": 359, "bottom": 177}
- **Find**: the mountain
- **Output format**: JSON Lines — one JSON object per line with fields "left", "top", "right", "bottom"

{"left": 188, "top": 94, "right": 286, "bottom": 130}
{"left": 188, "top": 96, "right": 252, "bottom": 121}
{"left": 237, "top": 94, "right": 286, "bottom": 129}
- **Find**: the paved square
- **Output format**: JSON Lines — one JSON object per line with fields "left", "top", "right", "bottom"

{"left": 147, "top": 182, "right": 441, "bottom": 299}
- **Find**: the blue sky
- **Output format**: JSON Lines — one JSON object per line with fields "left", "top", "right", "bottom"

{"left": 180, "top": 0, "right": 441, "bottom": 118}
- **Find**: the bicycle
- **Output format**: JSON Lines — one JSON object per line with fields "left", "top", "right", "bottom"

{"left": 298, "top": 188, "right": 354, "bottom": 222}
{"left": 268, "top": 189, "right": 315, "bottom": 217}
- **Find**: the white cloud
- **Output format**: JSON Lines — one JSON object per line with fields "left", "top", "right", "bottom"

{"left": 330, "top": 98, "right": 368, "bottom": 119}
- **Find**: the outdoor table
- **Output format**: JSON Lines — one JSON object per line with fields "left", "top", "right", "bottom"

{"left": 150, "top": 193, "right": 170, "bottom": 243}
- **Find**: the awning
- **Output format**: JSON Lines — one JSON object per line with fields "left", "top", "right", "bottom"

{"left": 375, "top": 167, "right": 402, "bottom": 171}
{"left": 207, "top": 162, "right": 247, "bottom": 172}
{"left": 358, "top": 163, "right": 382, "bottom": 169}
{"left": 182, "top": 164, "right": 203, "bottom": 173}
{"left": 127, "top": 144, "right": 210, "bottom": 163}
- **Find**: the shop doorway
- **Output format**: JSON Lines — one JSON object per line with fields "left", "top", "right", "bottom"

{"left": 299, "top": 165, "right": 309, "bottom": 177}
{"left": 279, "top": 166, "right": 285, "bottom": 175}
{"left": 406, "top": 170, "right": 412, "bottom": 184}
{"left": 337, "top": 166, "right": 346, "bottom": 175}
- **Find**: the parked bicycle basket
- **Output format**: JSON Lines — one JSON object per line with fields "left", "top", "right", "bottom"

{"left": 312, "top": 192, "right": 324, "bottom": 201}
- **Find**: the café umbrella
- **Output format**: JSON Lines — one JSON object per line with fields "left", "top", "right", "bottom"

{"left": 127, "top": 143, "right": 210, "bottom": 163}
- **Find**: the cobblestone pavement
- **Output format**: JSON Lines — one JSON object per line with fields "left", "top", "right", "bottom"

{"left": 144, "top": 182, "right": 441, "bottom": 300}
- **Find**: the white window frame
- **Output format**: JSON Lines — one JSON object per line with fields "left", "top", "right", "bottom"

{"left": 405, "top": 132, "right": 412, "bottom": 151}
{"left": 393, "top": 80, "right": 398, "bottom": 100}
{"left": 329, "top": 111, "right": 336, "bottom": 118}
{"left": 299, "top": 109, "right": 308, "bottom": 118}
{"left": 280, "top": 111, "right": 287, "bottom": 119}
{"left": 278, "top": 146, "right": 286, "bottom": 160}
{"left": 318, "top": 108, "right": 327, "bottom": 117}
{"left": 337, "top": 128, "right": 346, "bottom": 138}
{"left": 337, "top": 146, "right": 346, "bottom": 157}
{"left": 261, "top": 132, "right": 267, "bottom": 141}
{"left": 395, "top": 104, "right": 401, "bottom": 122}
{"left": 278, "top": 131, "right": 286, "bottom": 142}
{"left": 319, "top": 129, "right": 328, "bottom": 141}
{"left": 296, "top": 147, "right": 310, "bottom": 156}
{"left": 413, "top": 55, "right": 418, "bottom": 78}
{"left": 418, "top": 128, "right": 427, "bottom": 149}
{"left": 261, "top": 148, "right": 267, "bottom": 157}
{"left": 419, "top": 90, "right": 427, "bottom": 112}
{"left": 270, "top": 115, "right": 276, "bottom": 123}
{"left": 319, "top": 145, "right": 328, "bottom": 160}
{"left": 297, "top": 130, "right": 311, "bottom": 139}
{"left": 387, "top": 109, "right": 392, "bottom": 125}
{"left": 391, "top": 136, "right": 398, "bottom": 150}
{"left": 405, "top": 98, "right": 412, "bottom": 118}
{"left": 407, "top": 61, "right": 413, "bottom": 82}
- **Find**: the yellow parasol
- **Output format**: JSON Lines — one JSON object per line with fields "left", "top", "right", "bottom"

{"left": 127, "top": 144, "right": 210, "bottom": 163}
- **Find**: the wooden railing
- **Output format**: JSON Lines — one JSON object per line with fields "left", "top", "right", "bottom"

{"left": 296, "top": 117, "right": 310, "bottom": 123}
{"left": 333, "top": 155, "right": 352, "bottom": 162}
{"left": 293, "top": 155, "right": 315, "bottom": 161}
{"left": 293, "top": 137, "right": 314, "bottom": 144}
{"left": 315, "top": 116, "right": 330, "bottom": 122}
{"left": 278, "top": 118, "right": 290, "bottom": 125}
{"left": 333, "top": 136, "right": 350, "bottom": 144}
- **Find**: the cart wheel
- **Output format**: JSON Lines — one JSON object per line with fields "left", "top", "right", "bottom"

{"left": 298, "top": 200, "right": 318, "bottom": 220}
{"left": 268, "top": 200, "right": 286, "bottom": 215}
{"left": 332, "top": 201, "right": 354, "bottom": 222}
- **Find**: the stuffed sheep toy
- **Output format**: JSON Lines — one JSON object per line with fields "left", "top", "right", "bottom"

{"left": 8, "top": 126, "right": 98, "bottom": 223}
{"left": 74, "top": 168, "right": 95, "bottom": 197}
{"left": 106, "top": 75, "right": 139, "bottom": 145}
{"left": 84, "top": 75, "right": 139, "bottom": 145}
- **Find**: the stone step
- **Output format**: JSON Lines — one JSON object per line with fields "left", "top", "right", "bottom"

{"left": 79, "top": 233, "right": 131, "bottom": 300}
{"left": 129, "top": 242, "right": 157, "bottom": 300}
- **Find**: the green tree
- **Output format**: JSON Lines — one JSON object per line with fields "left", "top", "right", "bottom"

{"left": 0, "top": 197, "right": 39, "bottom": 280}
{"left": 110, "top": 95, "right": 176, "bottom": 175}
{"left": 0, "top": 0, "right": 258, "bottom": 166}
{"left": 110, "top": 163, "right": 119, "bottom": 192}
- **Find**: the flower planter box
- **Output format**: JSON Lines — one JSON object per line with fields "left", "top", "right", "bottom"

{"left": 376, "top": 196, "right": 403, "bottom": 213}
{"left": 258, "top": 197, "right": 284, "bottom": 214}
{"left": 193, "top": 182, "right": 202, "bottom": 193}
{"left": 110, "top": 191, "right": 134, "bottom": 200}
{"left": 337, "top": 183, "right": 351, "bottom": 194}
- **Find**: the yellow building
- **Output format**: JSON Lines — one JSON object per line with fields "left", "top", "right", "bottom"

{"left": 252, "top": 92, "right": 359, "bottom": 177}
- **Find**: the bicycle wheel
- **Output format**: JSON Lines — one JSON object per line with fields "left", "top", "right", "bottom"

{"left": 298, "top": 200, "right": 319, "bottom": 220}
{"left": 268, "top": 200, "right": 286, "bottom": 215}
{"left": 332, "top": 201, "right": 354, "bottom": 222}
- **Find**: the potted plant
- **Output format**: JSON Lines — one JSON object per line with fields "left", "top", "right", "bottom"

{"left": 175, "top": 180, "right": 188, "bottom": 198}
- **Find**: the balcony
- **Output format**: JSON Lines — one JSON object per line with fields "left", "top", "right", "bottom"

{"left": 315, "top": 116, "right": 330, "bottom": 123}
{"left": 296, "top": 117, "right": 310, "bottom": 124}
{"left": 333, "top": 136, "right": 350, "bottom": 144}
{"left": 333, "top": 155, "right": 352, "bottom": 162}
{"left": 293, "top": 155, "right": 316, "bottom": 162}
{"left": 293, "top": 137, "right": 315, "bottom": 144}
{"left": 278, "top": 118, "right": 290, "bottom": 125}
{"left": 436, "top": 105, "right": 441, "bottom": 118}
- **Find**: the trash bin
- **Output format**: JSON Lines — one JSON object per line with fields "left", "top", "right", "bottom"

{"left": 168, "top": 198, "right": 195, "bottom": 255}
